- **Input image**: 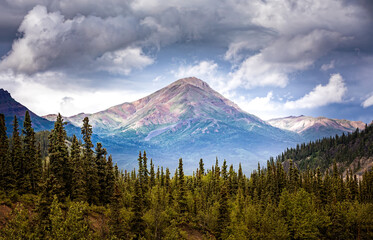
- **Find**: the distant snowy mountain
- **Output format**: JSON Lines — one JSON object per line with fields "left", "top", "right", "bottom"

{"left": 268, "top": 115, "right": 366, "bottom": 141}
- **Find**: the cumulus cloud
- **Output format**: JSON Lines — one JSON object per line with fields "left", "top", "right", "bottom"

{"left": 0, "top": 5, "right": 142, "bottom": 74}
{"left": 96, "top": 47, "right": 153, "bottom": 75}
{"left": 285, "top": 74, "right": 347, "bottom": 109}
{"left": 0, "top": 0, "right": 371, "bottom": 116}
{"left": 362, "top": 94, "right": 373, "bottom": 108}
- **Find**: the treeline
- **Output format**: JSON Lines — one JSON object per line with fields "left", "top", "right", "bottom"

{"left": 277, "top": 123, "right": 373, "bottom": 171}
{"left": 0, "top": 112, "right": 372, "bottom": 239}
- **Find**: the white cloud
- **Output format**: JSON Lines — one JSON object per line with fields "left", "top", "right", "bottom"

{"left": 96, "top": 47, "right": 154, "bottom": 75}
{"left": 362, "top": 94, "right": 373, "bottom": 108}
{"left": 227, "top": 53, "right": 289, "bottom": 90}
{"left": 172, "top": 60, "right": 229, "bottom": 92}
{"left": 234, "top": 92, "right": 280, "bottom": 119}
{"left": 321, "top": 60, "right": 335, "bottom": 71}
{"left": 226, "top": 29, "right": 344, "bottom": 91}
{"left": 0, "top": 71, "right": 148, "bottom": 116}
{"left": 285, "top": 73, "right": 347, "bottom": 109}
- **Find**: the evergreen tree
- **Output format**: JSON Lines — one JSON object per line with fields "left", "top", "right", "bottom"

{"left": 177, "top": 158, "right": 188, "bottom": 222}
{"left": 199, "top": 158, "right": 205, "bottom": 176}
{"left": 149, "top": 159, "right": 155, "bottom": 188}
{"left": 11, "top": 116, "right": 28, "bottom": 192}
{"left": 131, "top": 179, "right": 145, "bottom": 239}
{"left": 48, "top": 113, "right": 70, "bottom": 200}
{"left": 81, "top": 117, "right": 99, "bottom": 205}
{"left": 216, "top": 183, "right": 229, "bottom": 240}
{"left": 104, "top": 155, "right": 115, "bottom": 204}
{"left": 109, "top": 184, "right": 127, "bottom": 238}
{"left": 0, "top": 114, "right": 15, "bottom": 192}
{"left": 70, "top": 135, "right": 86, "bottom": 201}
{"left": 95, "top": 142, "right": 107, "bottom": 205}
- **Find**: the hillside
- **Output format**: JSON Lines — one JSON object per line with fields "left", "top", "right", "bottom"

{"left": 278, "top": 121, "right": 373, "bottom": 176}
{"left": 0, "top": 89, "right": 81, "bottom": 138}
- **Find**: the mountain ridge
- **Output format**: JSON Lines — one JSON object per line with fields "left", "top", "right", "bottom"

{"left": 268, "top": 115, "right": 366, "bottom": 141}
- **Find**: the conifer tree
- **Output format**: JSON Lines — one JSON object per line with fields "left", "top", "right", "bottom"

{"left": 0, "top": 114, "right": 15, "bottom": 192}
{"left": 70, "top": 135, "right": 86, "bottom": 202}
{"left": 105, "top": 155, "right": 115, "bottom": 204}
{"left": 149, "top": 159, "right": 155, "bottom": 188}
{"left": 221, "top": 159, "right": 228, "bottom": 181}
{"left": 199, "top": 158, "right": 205, "bottom": 176}
{"left": 143, "top": 150, "right": 149, "bottom": 193}
{"left": 95, "top": 142, "right": 107, "bottom": 204}
{"left": 23, "top": 111, "right": 40, "bottom": 193}
{"left": 109, "top": 184, "right": 127, "bottom": 238}
{"left": 177, "top": 158, "right": 187, "bottom": 222}
{"left": 48, "top": 113, "right": 70, "bottom": 200}
{"left": 216, "top": 183, "right": 229, "bottom": 240}
{"left": 81, "top": 117, "right": 99, "bottom": 205}
{"left": 10, "top": 116, "right": 29, "bottom": 193}
{"left": 131, "top": 179, "right": 145, "bottom": 239}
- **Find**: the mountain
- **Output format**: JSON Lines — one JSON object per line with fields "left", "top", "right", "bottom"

{"left": 278, "top": 121, "right": 373, "bottom": 179}
{"left": 0, "top": 88, "right": 80, "bottom": 137}
{"left": 45, "top": 77, "right": 301, "bottom": 172}
{"left": 0, "top": 89, "right": 54, "bottom": 133}
{"left": 268, "top": 115, "right": 366, "bottom": 141}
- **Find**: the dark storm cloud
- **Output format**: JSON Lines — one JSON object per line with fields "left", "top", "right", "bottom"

{"left": 0, "top": 0, "right": 372, "bottom": 91}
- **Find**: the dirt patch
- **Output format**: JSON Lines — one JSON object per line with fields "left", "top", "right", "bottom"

{"left": 343, "top": 157, "right": 373, "bottom": 180}
{"left": 180, "top": 224, "right": 214, "bottom": 240}
{"left": 0, "top": 205, "right": 12, "bottom": 228}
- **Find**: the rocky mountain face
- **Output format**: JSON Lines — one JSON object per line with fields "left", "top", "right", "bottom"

{"left": 3, "top": 78, "right": 366, "bottom": 173}
{"left": 0, "top": 88, "right": 80, "bottom": 137}
{"left": 0, "top": 89, "right": 54, "bottom": 133}
{"left": 43, "top": 78, "right": 301, "bottom": 171}
{"left": 268, "top": 115, "right": 366, "bottom": 141}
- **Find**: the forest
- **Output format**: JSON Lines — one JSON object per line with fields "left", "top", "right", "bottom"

{"left": 0, "top": 112, "right": 372, "bottom": 239}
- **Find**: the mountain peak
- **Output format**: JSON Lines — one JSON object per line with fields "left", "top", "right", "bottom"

{"left": 0, "top": 89, "right": 12, "bottom": 101}
{"left": 170, "top": 77, "right": 211, "bottom": 91}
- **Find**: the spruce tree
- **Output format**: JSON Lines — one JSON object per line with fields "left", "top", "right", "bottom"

{"left": 23, "top": 111, "right": 40, "bottom": 193}
{"left": 104, "top": 155, "right": 115, "bottom": 204}
{"left": 131, "top": 179, "right": 145, "bottom": 239}
{"left": 11, "top": 116, "right": 27, "bottom": 192}
{"left": 177, "top": 158, "right": 188, "bottom": 222}
{"left": 0, "top": 114, "right": 15, "bottom": 192}
{"left": 95, "top": 142, "right": 107, "bottom": 205}
{"left": 48, "top": 113, "right": 70, "bottom": 200}
{"left": 149, "top": 159, "right": 155, "bottom": 188}
{"left": 199, "top": 158, "right": 205, "bottom": 176}
{"left": 70, "top": 135, "right": 86, "bottom": 202}
{"left": 216, "top": 183, "right": 229, "bottom": 240}
{"left": 109, "top": 184, "right": 127, "bottom": 238}
{"left": 81, "top": 117, "right": 99, "bottom": 205}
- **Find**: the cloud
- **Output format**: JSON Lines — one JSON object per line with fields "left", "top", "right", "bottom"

{"left": 96, "top": 47, "right": 154, "bottom": 75}
{"left": 362, "top": 94, "right": 373, "bottom": 108}
{"left": 321, "top": 60, "right": 335, "bottom": 71}
{"left": 173, "top": 61, "right": 218, "bottom": 79}
{"left": 0, "top": 5, "right": 142, "bottom": 74}
{"left": 285, "top": 73, "right": 347, "bottom": 109}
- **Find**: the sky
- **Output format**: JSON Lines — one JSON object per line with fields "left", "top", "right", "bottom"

{"left": 0, "top": 0, "right": 372, "bottom": 122}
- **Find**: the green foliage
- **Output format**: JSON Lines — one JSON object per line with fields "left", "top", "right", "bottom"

{"left": 0, "top": 204, "right": 34, "bottom": 240}
{"left": 0, "top": 115, "right": 372, "bottom": 239}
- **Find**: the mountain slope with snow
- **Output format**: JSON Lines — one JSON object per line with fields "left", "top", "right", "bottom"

{"left": 268, "top": 115, "right": 366, "bottom": 141}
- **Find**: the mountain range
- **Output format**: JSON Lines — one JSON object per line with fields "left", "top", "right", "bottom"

{"left": 268, "top": 115, "right": 366, "bottom": 141}
{"left": 0, "top": 77, "right": 367, "bottom": 172}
